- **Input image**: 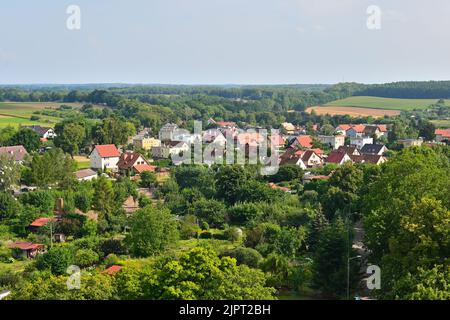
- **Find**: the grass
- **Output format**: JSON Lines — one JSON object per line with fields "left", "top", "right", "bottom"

{"left": 0, "top": 101, "right": 95, "bottom": 128}
{"left": 74, "top": 156, "right": 91, "bottom": 170}
{"left": 0, "top": 259, "right": 31, "bottom": 274}
{"left": 325, "top": 96, "right": 449, "bottom": 111}
{"left": 431, "top": 119, "right": 450, "bottom": 128}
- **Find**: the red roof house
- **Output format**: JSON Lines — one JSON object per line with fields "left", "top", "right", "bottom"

{"left": 9, "top": 241, "right": 45, "bottom": 259}
{"left": 326, "top": 150, "right": 353, "bottom": 165}
{"left": 102, "top": 265, "right": 122, "bottom": 275}
{"left": 291, "top": 135, "right": 313, "bottom": 149}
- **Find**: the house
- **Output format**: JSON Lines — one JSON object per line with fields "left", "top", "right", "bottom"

{"left": 376, "top": 124, "right": 389, "bottom": 137}
{"left": 102, "top": 265, "right": 122, "bottom": 275}
{"left": 269, "top": 134, "right": 286, "bottom": 150}
{"left": 398, "top": 138, "right": 423, "bottom": 148}
{"left": 279, "top": 149, "right": 322, "bottom": 169}
{"left": 317, "top": 135, "right": 345, "bottom": 149}
{"left": 337, "top": 145, "right": 360, "bottom": 156}
{"left": 268, "top": 183, "right": 292, "bottom": 193}
{"left": 325, "top": 150, "right": 353, "bottom": 165}
{"left": 281, "top": 122, "right": 296, "bottom": 134}
{"left": 279, "top": 153, "right": 307, "bottom": 169}
{"left": 290, "top": 135, "right": 313, "bottom": 149}
{"left": 90, "top": 144, "right": 121, "bottom": 171}
{"left": 435, "top": 129, "right": 450, "bottom": 143}
{"left": 158, "top": 123, "right": 179, "bottom": 142}
{"left": 9, "top": 241, "right": 45, "bottom": 259}
{"left": 301, "top": 150, "right": 323, "bottom": 167}
{"left": 133, "top": 164, "right": 157, "bottom": 174}
{"left": 350, "top": 137, "right": 373, "bottom": 150}
{"left": 346, "top": 124, "right": 366, "bottom": 138}
{"left": 363, "top": 125, "right": 382, "bottom": 138}
{"left": 75, "top": 168, "right": 97, "bottom": 181}
{"left": 28, "top": 217, "right": 55, "bottom": 233}
{"left": 350, "top": 154, "right": 387, "bottom": 165}
{"left": 133, "top": 136, "right": 161, "bottom": 150}
{"left": 335, "top": 124, "right": 353, "bottom": 136}
{"left": 216, "top": 121, "right": 236, "bottom": 129}
{"left": 152, "top": 141, "right": 190, "bottom": 159}
{"left": 360, "top": 144, "right": 388, "bottom": 156}
{"left": 0, "top": 145, "right": 28, "bottom": 164}
{"left": 203, "top": 129, "right": 227, "bottom": 146}
{"left": 23, "top": 125, "right": 57, "bottom": 139}
{"left": 117, "top": 151, "right": 150, "bottom": 173}
{"left": 237, "top": 132, "right": 265, "bottom": 148}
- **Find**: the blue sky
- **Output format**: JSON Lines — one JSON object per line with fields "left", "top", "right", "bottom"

{"left": 1, "top": 0, "right": 450, "bottom": 84}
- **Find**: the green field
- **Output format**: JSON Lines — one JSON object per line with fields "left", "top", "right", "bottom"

{"left": 431, "top": 119, "right": 450, "bottom": 128}
{"left": 0, "top": 101, "right": 86, "bottom": 128}
{"left": 325, "top": 96, "right": 449, "bottom": 111}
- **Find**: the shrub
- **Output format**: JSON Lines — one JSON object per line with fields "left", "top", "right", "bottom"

{"left": 74, "top": 248, "right": 99, "bottom": 268}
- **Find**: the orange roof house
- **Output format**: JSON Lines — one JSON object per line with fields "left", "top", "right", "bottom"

{"left": 133, "top": 164, "right": 157, "bottom": 174}
{"left": 93, "top": 144, "right": 121, "bottom": 158}
{"left": 102, "top": 265, "right": 122, "bottom": 275}
{"left": 291, "top": 135, "right": 313, "bottom": 148}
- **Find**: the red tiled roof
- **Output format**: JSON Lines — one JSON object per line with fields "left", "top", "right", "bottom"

{"left": 0, "top": 145, "right": 28, "bottom": 162}
{"left": 435, "top": 129, "right": 450, "bottom": 138}
{"left": 237, "top": 132, "right": 264, "bottom": 146}
{"left": 102, "top": 265, "right": 122, "bottom": 275}
{"left": 294, "top": 135, "right": 313, "bottom": 148}
{"left": 326, "top": 151, "right": 349, "bottom": 164}
{"left": 216, "top": 121, "right": 236, "bottom": 127}
{"left": 117, "top": 151, "right": 148, "bottom": 170}
{"left": 9, "top": 242, "right": 44, "bottom": 251}
{"left": 270, "top": 135, "right": 286, "bottom": 147}
{"left": 337, "top": 124, "right": 352, "bottom": 131}
{"left": 29, "top": 217, "right": 54, "bottom": 227}
{"left": 94, "top": 144, "right": 121, "bottom": 158}
{"left": 377, "top": 124, "right": 388, "bottom": 132}
{"left": 310, "top": 148, "right": 324, "bottom": 155}
{"left": 350, "top": 124, "right": 366, "bottom": 133}
{"left": 133, "top": 164, "right": 157, "bottom": 173}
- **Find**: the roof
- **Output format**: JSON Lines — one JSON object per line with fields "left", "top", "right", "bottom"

{"left": 326, "top": 150, "right": 350, "bottom": 164}
{"left": 363, "top": 125, "right": 381, "bottom": 135}
{"left": 303, "top": 174, "right": 330, "bottom": 181}
{"left": 310, "top": 148, "right": 324, "bottom": 155}
{"left": 293, "top": 135, "right": 313, "bottom": 148}
{"left": 336, "top": 124, "right": 353, "bottom": 131}
{"left": 117, "top": 152, "right": 147, "bottom": 170}
{"left": 102, "top": 265, "right": 122, "bottom": 275}
{"left": 377, "top": 124, "right": 388, "bottom": 132}
{"left": 349, "top": 124, "right": 366, "bottom": 133}
{"left": 93, "top": 144, "right": 121, "bottom": 158}
{"left": 350, "top": 154, "right": 386, "bottom": 165}
{"left": 9, "top": 241, "right": 44, "bottom": 251}
{"left": 29, "top": 217, "right": 54, "bottom": 227}
{"left": 23, "top": 125, "right": 52, "bottom": 136}
{"left": 301, "top": 150, "right": 319, "bottom": 163}
{"left": 435, "top": 129, "right": 450, "bottom": 138}
{"left": 270, "top": 135, "right": 286, "bottom": 146}
{"left": 75, "top": 168, "right": 97, "bottom": 179}
{"left": 0, "top": 145, "right": 28, "bottom": 162}
{"left": 133, "top": 164, "right": 157, "bottom": 173}
{"left": 360, "top": 144, "right": 387, "bottom": 155}
{"left": 237, "top": 132, "right": 264, "bottom": 146}
{"left": 337, "top": 145, "right": 359, "bottom": 155}
{"left": 281, "top": 122, "right": 296, "bottom": 131}
{"left": 268, "top": 183, "right": 291, "bottom": 192}
{"left": 216, "top": 121, "right": 236, "bottom": 128}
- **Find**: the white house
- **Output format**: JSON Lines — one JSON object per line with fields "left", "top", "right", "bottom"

{"left": 317, "top": 135, "right": 345, "bottom": 149}
{"left": 350, "top": 137, "right": 373, "bottom": 149}
{"left": 24, "top": 125, "right": 57, "bottom": 139}
{"left": 90, "top": 144, "right": 121, "bottom": 171}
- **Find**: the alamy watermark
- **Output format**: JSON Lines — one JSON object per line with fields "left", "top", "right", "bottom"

{"left": 66, "top": 5, "right": 81, "bottom": 30}
{"left": 367, "top": 5, "right": 382, "bottom": 30}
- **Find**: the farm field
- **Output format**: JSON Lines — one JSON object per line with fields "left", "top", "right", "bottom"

{"left": 0, "top": 101, "right": 92, "bottom": 128}
{"left": 306, "top": 105, "right": 401, "bottom": 118}
{"left": 324, "top": 96, "right": 449, "bottom": 111}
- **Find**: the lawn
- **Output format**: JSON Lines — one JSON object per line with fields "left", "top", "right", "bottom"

{"left": 74, "top": 156, "right": 91, "bottom": 170}
{"left": 325, "top": 96, "right": 449, "bottom": 111}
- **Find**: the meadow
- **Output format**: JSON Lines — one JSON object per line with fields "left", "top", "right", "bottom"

{"left": 324, "top": 96, "right": 448, "bottom": 111}
{"left": 0, "top": 101, "right": 85, "bottom": 128}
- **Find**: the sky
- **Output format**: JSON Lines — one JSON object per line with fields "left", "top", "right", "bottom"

{"left": 1, "top": 0, "right": 450, "bottom": 85}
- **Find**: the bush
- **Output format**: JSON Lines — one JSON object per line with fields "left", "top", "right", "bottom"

{"left": 224, "top": 227, "right": 243, "bottom": 242}
{"left": 36, "top": 246, "right": 74, "bottom": 275}
{"left": 103, "top": 253, "right": 120, "bottom": 267}
{"left": 221, "top": 247, "right": 263, "bottom": 268}
{"left": 199, "top": 231, "right": 212, "bottom": 239}
{"left": 100, "top": 238, "right": 127, "bottom": 256}
{"left": 74, "top": 248, "right": 99, "bottom": 268}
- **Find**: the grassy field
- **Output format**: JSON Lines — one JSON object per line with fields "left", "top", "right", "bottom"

{"left": 325, "top": 96, "right": 449, "bottom": 111}
{"left": 0, "top": 101, "right": 86, "bottom": 128}
{"left": 431, "top": 119, "right": 450, "bottom": 128}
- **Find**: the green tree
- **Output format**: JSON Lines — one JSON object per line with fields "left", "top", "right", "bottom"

{"left": 189, "top": 198, "right": 227, "bottom": 228}
{"left": 125, "top": 206, "right": 179, "bottom": 257}
{"left": 54, "top": 122, "right": 86, "bottom": 157}
{"left": 8, "top": 128, "right": 41, "bottom": 152}
{"left": 36, "top": 246, "right": 74, "bottom": 275}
